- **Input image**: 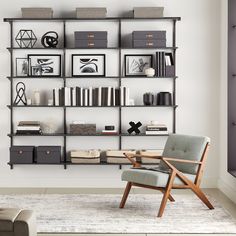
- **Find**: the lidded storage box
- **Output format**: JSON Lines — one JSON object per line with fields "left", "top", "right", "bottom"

{"left": 21, "top": 8, "right": 53, "bottom": 18}
{"left": 36, "top": 146, "right": 61, "bottom": 164}
{"left": 133, "top": 7, "right": 164, "bottom": 18}
{"left": 76, "top": 8, "right": 107, "bottom": 18}
{"left": 10, "top": 146, "right": 34, "bottom": 164}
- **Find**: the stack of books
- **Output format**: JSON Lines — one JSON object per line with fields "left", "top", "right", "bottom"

{"left": 16, "top": 121, "right": 42, "bottom": 135}
{"left": 156, "top": 52, "right": 174, "bottom": 77}
{"left": 53, "top": 86, "right": 130, "bottom": 107}
{"left": 145, "top": 124, "right": 168, "bottom": 135}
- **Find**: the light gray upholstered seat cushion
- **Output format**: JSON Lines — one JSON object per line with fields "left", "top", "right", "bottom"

{"left": 0, "top": 208, "right": 22, "bottom": 232}
{"left": 122, "top": 168, "right": 196, "bottom": 187}
{"left": 160, "top": 134, "right": 210, "bottom": 175}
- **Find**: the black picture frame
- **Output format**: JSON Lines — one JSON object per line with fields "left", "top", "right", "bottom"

{"left": 28, "top": 54, "right": 62, "bottom": 77}
{"left": 72, "top": 54, "right": 106, "bottom": 77}
{"left": 124, "top": 54, "right": 153, "bottom": 77}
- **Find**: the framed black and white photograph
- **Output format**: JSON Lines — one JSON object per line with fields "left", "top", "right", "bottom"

{"left": 28, "top": 54, "right": 61, "bottom": 77}
{"left": 124, "top": 54, "right": 153, "bottom": 77}
{"left": 72, "top": 54, "right": 106, "bottom": 77}
{"left": 16, "top": 58, "right": 30, "bottom": 77}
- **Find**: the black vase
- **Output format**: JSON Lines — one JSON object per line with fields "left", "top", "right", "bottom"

{"left": 143, "top": 93, "right": 154, "bottom": 106}
{"left": 157, "top": 92, "right": 172, "bottom": 106}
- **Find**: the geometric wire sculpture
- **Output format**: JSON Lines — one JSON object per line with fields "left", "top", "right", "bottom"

{"left": 15, "top": 30, "right": 37, "bottom": 48}
{"left": 41, "top": 31, "right": 59, "bottom": 48}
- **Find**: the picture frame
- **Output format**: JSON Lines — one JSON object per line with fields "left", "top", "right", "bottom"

{"left": 28, "top": 54, "right": 62, "bottom": 77}
{"left": 72, "top": 54, "right": 106, "bottom": 77}
{"left": 16, "top": 58, "right": 30, "bottom": 77}
{"left": 124, "top": 54, "right": 153, "bottom": 77}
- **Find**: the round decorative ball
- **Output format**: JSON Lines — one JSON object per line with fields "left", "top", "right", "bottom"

{"left": 145, "top": 68, "right": 155, "bottom": 77}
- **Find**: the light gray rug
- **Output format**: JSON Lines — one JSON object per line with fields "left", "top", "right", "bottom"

{"left": 0, "top": 194, "right": 235, "bottom": 234}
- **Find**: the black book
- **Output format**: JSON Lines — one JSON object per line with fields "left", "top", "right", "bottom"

{"left": 76, "top": 87, "right": 80, "bottom": 106}
{"left": 59, "top": 88, "right": 65, "bottom": 106}
{"left": 115, "top": 88, "right": 120, "bottom": 106}
{"left": 53, "top": 89, "right": 55, "bottom": 106}
{"left": 101, "top": 87, "right": 106, "bottom": 106}
{"left": 111, "top": 87, "right": 114, "bottom": 106}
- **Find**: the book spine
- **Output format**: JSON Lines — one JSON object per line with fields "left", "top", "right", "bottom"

{"left": 107, "top": 87, "right": 111, "bottom": 106}
{"left": 98, "top": 87, "right": 102, "bottom": 106}
{"left": 89, "top": 87, "right": 93, "bottom": 106}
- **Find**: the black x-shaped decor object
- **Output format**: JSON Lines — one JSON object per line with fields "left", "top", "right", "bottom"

{"left": 127, "top": 121, "right": 142, "bottom": 135}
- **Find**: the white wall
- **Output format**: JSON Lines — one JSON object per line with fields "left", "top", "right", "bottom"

{"left": 0, "top": 0, "right": 221, "bottom": 188}
{"left": 218, "top": 0, "right": 236, "bottom": 204}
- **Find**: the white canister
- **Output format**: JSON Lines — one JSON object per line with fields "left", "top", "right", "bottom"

{"left": 33, "top": 91, "right": 41, "bottom": 105}
{"left": 145, "top": 68, "right": 155, "bottom": 77}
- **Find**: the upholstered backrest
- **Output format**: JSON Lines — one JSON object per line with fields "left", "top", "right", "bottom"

{"left": 159, "top": 134, "right": 210, "bottom": 175}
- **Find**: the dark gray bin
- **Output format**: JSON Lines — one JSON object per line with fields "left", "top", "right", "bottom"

{"left": 75, "top": 39, "right": 107, "bottom": 48}
{"left": 133, "top": 39, "right": 166, "bottom": 48}
{"left": 133, "top": 31, "right": 166, "bottom": 40}
{"left": 36, "top": 146, "right": 61, "bottom": 164}
{"left": 74, "top": 31, "right": 107, "bottom": 40}
{"left": 165, "top": 65, "right": 175, "bottom": 77}
{"left": 10, "top": 146, "right": 34, "bottom": 164}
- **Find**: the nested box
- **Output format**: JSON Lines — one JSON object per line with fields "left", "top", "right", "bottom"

{"left": 74, "top": 31, "right": 107, "bottom": 40}
{"left": 70, "top": 124, "right": 96, "bottom": 135}
{"left": 76, "top": 8, "right": 107, "bottom": 18}
{"left": 132, "top": 31, "right": 166, "bottom": 40}
{"left": 74, "top": 40, "right": 107, "bottom": 48}
{"left": 133, "top": 39, "right": 166, "bottom": 48}
{"left": 133, "top": 7, "right": 164, "bottom": 18}
{"left": 10, "top": 146, "right": 34, "bottom": 164}
{"left": 165, "top": 65, "right": 175, "bottom": 77}
{"left": 21, "top": 8, "right": 53, "bottom": 18}
{"left": 36, "top": 146, "right": 61, "bottom": 164}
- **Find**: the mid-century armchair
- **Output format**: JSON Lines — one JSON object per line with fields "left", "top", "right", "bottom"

{"left": 119, "top": 134, "right": 214, "bottom": 217}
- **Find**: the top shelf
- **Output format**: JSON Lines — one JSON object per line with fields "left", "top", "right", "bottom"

{"left": 3, "top": 17, "right": 181, "bottom": 22}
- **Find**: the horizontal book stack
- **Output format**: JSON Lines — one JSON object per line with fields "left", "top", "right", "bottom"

{"left": 16, "top": 121, "right": 42, "bottom": 135}
{"left": 53, "top": 86, "right": 130, "bottom": 107}
{"left": 145, "top": 124, "right": 168, "bottom": 135}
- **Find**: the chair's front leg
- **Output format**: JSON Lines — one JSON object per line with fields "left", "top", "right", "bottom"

{"left": 120, "top": 182, "right": 132, "bottom": 209}
{"left": 158, "top": 171, "right": 176, "bottom": 217}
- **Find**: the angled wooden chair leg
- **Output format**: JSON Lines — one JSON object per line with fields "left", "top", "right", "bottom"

{"left": 158, "top": 172, "right": 176, "bottom": 217}
{"left": 160, "top": 189, "right": 175, "bottom": 202}
{"left": 120, "top": 182, "right": 132, "bottom": 209}
{"left": 190, "top": 185, "right": 214, "bottom": 209}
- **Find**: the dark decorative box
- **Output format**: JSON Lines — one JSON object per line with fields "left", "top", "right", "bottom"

{"left": 133, "top": 39, "right": 166, "bottom": 48}
{"left": 75, "top": 40, "right": 107, "bottom": 48}
{"left": 10, "top": 146, "right": 34, "bottom": 164}
{"left": 70, "top": 124, "right": 96, "bottom": 135}
{"left": 165, "top": 65, "right": 175, "bottom": 77}
{"left": 132, "top": 31, "right": 166, "bottom": 40}
{"left": 36, "top": 146, "right": 61, "bottom": 164}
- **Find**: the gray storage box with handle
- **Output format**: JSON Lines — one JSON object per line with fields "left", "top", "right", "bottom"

{"left": 10, "top": 146, "right": 34, "bottom": 164}
{"left": 75, "top": 31, "right": 107, "bottom": 40}
{"left": 133, "top": 39, "right": 166, "bottom": 48}
{"left": 75, "top": 40, "right": 107, "bottom": 48}
{"left": 36, "top": 146, "right": 61, "bottom": 164}
{"left": 133, "top": 31, "right": 166, "bottom": 40}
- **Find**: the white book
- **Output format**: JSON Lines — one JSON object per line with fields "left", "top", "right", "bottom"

{"left": 72, "top": 87, "right": 76, "bottom": 106}
{"left": 125, "top": 87, "right": 130, "bottom": 106}
{"left": 89, "top": 87, "right": 93, "bottom": 106}
{"left": 112, "top": 86, "right": 116, "bottom": 106}
{"left": 120, "top": 86, "right": 124, "bottom": 106}
{"left": 80, "top": 88, "right": 83, "bottom": 106}
{"left": 84, "top": 89, "right": 88, "bottom": 106}
{"left": 64, "top": 87, "right": 70, "bottom": 106}
{"left": 98, "top": 87, "right": 102, "bottom": 106}
{"left": 17, "top": 126, "right": 41, "bottom": 130}
{"left": 107, "top": 87, "right": 111, "bottom": 106}
{"left": 146, "top": 130, "right": 169, "bottom": 135}
{"left": 54, "top": 88, "right": 59, "bottom": 106}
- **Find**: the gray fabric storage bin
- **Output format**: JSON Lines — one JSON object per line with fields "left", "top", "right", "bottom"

{"left": 10, "top": 146, "right": 34, "bottom": 164}
{"left": 133, "top": 31, "right": 166, "bottom": 40}
{"left": 165, "top": 65, "right": 175, "bottom": 77}
{"left": 21, "top": 8, "right": 53, "bottom": 18}
{"left": 75, "top": 39, "right": 107, "bottom": 48}
{"left": 36, "top": 146, "right": 61, "bottom": 164}
{"left": 133, "top": 39, "right": 166, "bottom": 48}
{"left": 76, "top": 8, "right": 107, "bottom": 18}
{"left": 133, "top": 7, "right": 164, "bottom": 18}
{"left": 75, "top": 31, "right": 107, "bottom": 40}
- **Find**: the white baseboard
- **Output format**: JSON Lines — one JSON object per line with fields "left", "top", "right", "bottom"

{"left": 218, "top": 178, "right": 236, "bottom": 204}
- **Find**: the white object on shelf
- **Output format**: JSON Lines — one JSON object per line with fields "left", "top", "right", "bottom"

{"left": 33, "top": 91, "right": 40, "bottom": 105}
{"left": 145, "top": 68, "right": 155, "bottom": 77}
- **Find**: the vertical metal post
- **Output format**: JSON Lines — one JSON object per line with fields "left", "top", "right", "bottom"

{"left": 118, "top": 19, "right": 122, "bottom": 150}
{"left": 63, "top": 20, "right": 67, "bottom": 169}
{"left": 172, "top": 20, "right": 177, "bottom": 133}
{"left": 10, "top": 21, "right": 13, "bottom": 147}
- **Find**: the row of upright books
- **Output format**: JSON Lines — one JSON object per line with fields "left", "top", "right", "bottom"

{"left": 52, "top": 86, "right": 130, "bottom": 107}
{"left": 156, "top": 52, "right": 174, "bottom": 77}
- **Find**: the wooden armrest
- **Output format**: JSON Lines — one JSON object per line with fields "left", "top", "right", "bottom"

{"left": 162, "top": 157, "right": 202, "bottom": 165}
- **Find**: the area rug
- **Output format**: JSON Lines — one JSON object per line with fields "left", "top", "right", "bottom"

{"left": 0, "top": 194, "right": 235, "bottom": 234}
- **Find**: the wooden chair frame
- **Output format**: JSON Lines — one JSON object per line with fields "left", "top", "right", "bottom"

{"left": 119, "top": 143, "right": 214, "bottom": 217}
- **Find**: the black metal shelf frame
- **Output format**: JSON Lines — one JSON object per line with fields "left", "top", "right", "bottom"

{"left": 5, "top": 16, "right": 180, "bottom": 169}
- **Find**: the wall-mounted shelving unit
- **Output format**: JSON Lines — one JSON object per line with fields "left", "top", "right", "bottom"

{"left": 4, "top": 16, "right": 181, "bottom": 170}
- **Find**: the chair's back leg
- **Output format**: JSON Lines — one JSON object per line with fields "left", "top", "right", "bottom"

{"left": 120, "top": 182, "right": 132, "bottom": 209}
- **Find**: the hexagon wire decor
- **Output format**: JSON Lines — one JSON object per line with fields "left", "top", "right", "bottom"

{"left": 15, "top": 29, "right": 37, "bottom": 48}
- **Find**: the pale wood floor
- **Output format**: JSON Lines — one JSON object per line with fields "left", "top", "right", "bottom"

{"left": 0, "top": 188, "right": 235, "bottom": 236}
